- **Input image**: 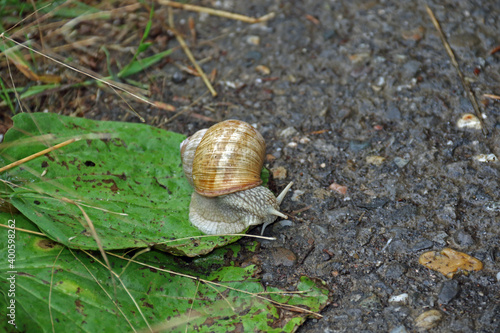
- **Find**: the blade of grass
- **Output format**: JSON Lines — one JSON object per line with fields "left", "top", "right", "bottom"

{"left": 0, "top": 76, "right": 15, "bottom": 112}
{"left": 118, "top": 48, "right": 173, "bottom": 78}
{"left": 118, "top": 5, "right": 155, "bottom": 79}
{"left": 0, "top": 83, "right": 61, "bottom": 108}
{"left": 100, "top": 45, "right": 118, "bottom": 81}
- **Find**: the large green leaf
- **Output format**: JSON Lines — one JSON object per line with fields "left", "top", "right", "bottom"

{"left": 0, "top": 214, "right": 330, "bottom": 332}
{"left": 0, "top": 113, "right": 241, "bottom": 256}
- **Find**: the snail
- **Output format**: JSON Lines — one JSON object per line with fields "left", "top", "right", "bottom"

{"left": 180, "top": 120, "right": 293, "bottom": 235}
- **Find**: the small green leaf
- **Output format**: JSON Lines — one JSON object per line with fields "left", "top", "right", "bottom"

{"left": 118, "top": 48, "right": 173, "bottom": 78}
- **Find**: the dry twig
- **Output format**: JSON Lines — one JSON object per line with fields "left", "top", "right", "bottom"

{"left": 0, "top": 138, "right": 78, "bottom": 174}
{"left": 483, "top": 93, "right": 500, "bottom": 101}
{"left": 167, "top": 8, "right": 217, "bottom": 97}
{"left": 425, "top": 5, "right": 488, "bottom": 136}
{"left": 159, "top": 0, "right": 275, "bottom": 23}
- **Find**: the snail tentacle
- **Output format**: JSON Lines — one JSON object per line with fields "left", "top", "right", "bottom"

{"left": 276, "top": 181, "right": 294, "bottom": 205}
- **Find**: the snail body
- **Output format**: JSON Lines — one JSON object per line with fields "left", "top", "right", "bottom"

{"left": 180, "top": 120, "right": 292, "bottom": 235}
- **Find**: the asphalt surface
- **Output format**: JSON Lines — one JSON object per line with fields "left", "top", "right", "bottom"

{"left": 159, "top": 0, "right": 500, "bottom": 331}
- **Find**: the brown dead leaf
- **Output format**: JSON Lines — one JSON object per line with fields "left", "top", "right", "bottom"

{"left": 37, "top": 74, "right": 62, "bottom": 84}
{"left": 419, "top": 248, "right": 483, "bottom": 278}
{"left": 13, "top": 61, "right": 40, "bottom": 81}
{"left": 154, "top": 101, "right": 176, "bottom": 112}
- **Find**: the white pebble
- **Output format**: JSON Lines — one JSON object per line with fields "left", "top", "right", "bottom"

{"left": 457, "top": 113, "right": 481, "bottom": 130}
{"left": 299, "top": 136, "right": 311, "bottom": 144}
{"left": 246, "top": 35, "right": 260, "bottom": 45}
{"left": 389, "top": 293, "right": 409, "bottom": 304}
{"left": 473, "top": 154, "right": 498, "bottom": 162}
{"left": 291, "top": 190, "right": 305, "bottom": 201}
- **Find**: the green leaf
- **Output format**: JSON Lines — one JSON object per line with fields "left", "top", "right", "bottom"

{"left": 0, "top": 113, "right": 240, "bottom": 256}
{"left": 141, "top": 5, "right": 154, "bottom": 44}
{"left": 117, "top": 5, "right": 167, "bottom": 80}
{"left": 118, "top": 48, "right": 173, "bottom": 79}
{"left": 137, "top": 42, "right": 152, "bottom": 54}
{"left": 0, "top": 214, "right": 330, "bottom": 332}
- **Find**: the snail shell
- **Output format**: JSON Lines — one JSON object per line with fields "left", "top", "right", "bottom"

{"left": 180, "top": 120, "right": 292, "bottom": 235}
{"left": 180, "top": 128, "right": 207, "bottom": 188}
{"left": 190, "top": 120, "right": 265, "bottom": 197}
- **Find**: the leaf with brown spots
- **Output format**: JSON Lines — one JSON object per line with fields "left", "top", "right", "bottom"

{"left": 0, "top": 215, "right": 330, "bottom": 332}
{"left": 0, "top": 113, "right": 242, "bottom": 256}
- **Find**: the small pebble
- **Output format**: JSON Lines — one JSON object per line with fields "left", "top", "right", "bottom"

{"left": 255, "top": 65, "right": 270, "bottom": 75}
{"left": 329, "top": 182, "right": 348, "bottom": 195}
{"left": 266, "top": 154, "right": 276, "bottom": 162}
{"left": 485, "top": 201, "right": 500, "bottom": 212}
{"left": 457, "top": 113, "right": 482, "bottom": 130}
{"left": 473, "top": 154, "right": 498, "bottom": 162}
{"left": 389, "top": 325, "right": 408, "bottom": 333}
{"left": 356, "top": 227, "right": 373, "bottom": 246}
{"left": 172, "top": 71, "right": 185, "bottom": 84}
{"left": 454, "top": 229, "right": 475, "bottom": 248}
{"left": 388, "top": 293, "right": 409, "bottom": 305}
{"left": 401, "top": 26, "right": 425, "bottom": 41}
{"left": 349, "top": 52, "right": 370, "bottom": 63}
{"left": 366, "top": 155, "right": 385, "bottom": 166}
{"left": 291, "top": 190, "right": 305, "bottom": 201}
{"left": 415, "top": 309, "right": 443, "bottom": 329}
{"left": 375, "top": 76, "right": 385, "bottom": 86}
{"left": 299, "top": 136, "right": 311, "bottom": 144}
{"left": 412, "top": 239, "right": 434, "bottom": 252}
{"left": 359, "top": 293, "right": 382, "bottom": 310}
{"left": 394, "top": 157, "right": 410, "bottom": 168}
{"left": 432, "top": 231, "right": 449, "bottom": 247}
{"left": 246, "top": 35, "right": 260, "bottom": 45}
{"left": 271, "top": 166, "right": 287, "bottom": 180}
{"left": 276, "top": 220, "right": 293, "bottom": 228}
{"left": 279, "top": 127, "right": 299, "bottom": 138}
{"left": 287, "top": 142, "right": 298, "bottom": 148}
{"left": 349, "top": 140, "right": 371, "bottom": 152}
{"left": 245, "top": 50, "right": 262, "bottom": 67}
{"left": 384, "top": 263, "right": 407, "bottom": 279}
{"left": 438, "top": 279, "right": 460, "bottom": 304}
{"left": 270, "top": 247, "right": 297, "bottom": 267}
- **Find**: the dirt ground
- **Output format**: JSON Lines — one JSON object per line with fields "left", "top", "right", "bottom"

{"left": 2, "top": 0, "right": 500, "bottom": 332}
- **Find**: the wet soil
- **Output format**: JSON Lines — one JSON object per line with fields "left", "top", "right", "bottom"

{"left": 2, "top": 0, "right": 500, "bottom": 331}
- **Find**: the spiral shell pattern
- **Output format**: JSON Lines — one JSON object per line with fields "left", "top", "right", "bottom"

{"left": 180, "top": 128, "right": 207, "bottom": 187}
{"left": 186, "top": 120, "right": 266, "bottom": 197}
